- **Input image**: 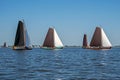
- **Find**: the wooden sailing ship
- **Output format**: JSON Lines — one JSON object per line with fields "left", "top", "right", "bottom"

{"left": 82, "top": 27, "right": 112, "bottom": 49}
{"left": 82, "top": 34, "right": 89, "bottom": 48}
{"left": 42, "top": 27, "right": 64, "bottom": 49}
{"left": 13, "top": 20, "right": 32, "bottom": 50}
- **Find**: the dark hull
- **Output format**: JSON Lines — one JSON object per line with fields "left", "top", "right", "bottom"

{"left": 13, "top": 46, "right": 32, "bottom": 50}
{"left": 83, "top": 46, "right": 112, "bottom": 50}
{"left": 41, "top": 46, "right": 63, "bottom": 50}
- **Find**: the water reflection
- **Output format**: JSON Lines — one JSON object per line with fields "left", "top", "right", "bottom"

{"left": 14, "top": 51, "right": 30, "bottom": 79}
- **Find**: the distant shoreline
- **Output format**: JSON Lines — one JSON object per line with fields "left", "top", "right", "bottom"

{"left": 0, "top": 45, "right": 120, "bottom": 48}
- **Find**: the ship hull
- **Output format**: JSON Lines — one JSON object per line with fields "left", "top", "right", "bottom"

{"left": 13, "top": 46, "right": 32, "bottom": 50}
{"left": 83, "top": 46, "right": 112, "bottom": 50}
{"left": 41, "top": 46, "right": 63, "bottom": 50}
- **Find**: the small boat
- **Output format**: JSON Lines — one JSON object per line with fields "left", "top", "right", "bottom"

{"left": 82, "top": 34, "right": 89, "bottom": 48}
{"left": 13, "top": 20, "right": 32, "bottom": 50}
{"left": 1, "top": 42, "right": 7, "bottom": 48}
{"left": 42, "top": 27, "right": 64, "bottom": 49}
{"left": 83, "top": 27, "right": 112, "bottom": 50}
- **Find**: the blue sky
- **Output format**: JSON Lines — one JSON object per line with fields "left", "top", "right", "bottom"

{"left": 0, "top": 0, "right": 120, "bottom": 46}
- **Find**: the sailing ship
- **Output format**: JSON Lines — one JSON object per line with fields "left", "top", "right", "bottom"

{"left": 83, "top": 27, "right": 112, "bottom": 49}
{"left": 3, "top": 42, "right": 7, "bottom": 47}
{"left": 82, "top": 34, "right": 89, "bottom": 48}
{"left": 13, "top": 20, "right": 32, "bottom": 50}
{"left": 1, "top": 42, "right": 7, "bottom": 48}
{"left": 42, "top": 27, "right": 64, "bottom": 49}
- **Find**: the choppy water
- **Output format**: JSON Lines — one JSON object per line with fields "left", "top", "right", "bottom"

{"left": 0, "top": 47, "right": 120, "bottom": 80}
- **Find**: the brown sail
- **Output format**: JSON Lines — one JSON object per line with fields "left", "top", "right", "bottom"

{"left": 43, "top": 28, "right": 55, "bottom": 48}
{"left": 82, "top": 34, "right": 88, "bottom": 48}
{"left": 90, "top": 27, "right": 102, "bottom": 47}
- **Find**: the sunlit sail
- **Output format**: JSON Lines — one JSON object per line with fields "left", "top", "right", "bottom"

{"left": 83, "top": 27, "right": 112, "bottom": 49}
{"left": 90, "top": 27, "right": 112, "bottom": 49}
{"left": 42, "top": 27, "right": 63, "bottom": 49}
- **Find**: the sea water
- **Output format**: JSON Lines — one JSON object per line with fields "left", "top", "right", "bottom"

{"left": 0, "top": 47, "right": 120, "bottom": 80}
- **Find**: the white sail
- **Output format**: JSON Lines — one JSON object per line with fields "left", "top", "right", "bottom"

{"left": 24, "top": 26, "right": 30, "bottom": 47}
{"left": 22, "top": 20, "right": 30, "bottom": 47}
{"left": 53, "top": 28, "right": 64, "bottom": 47}
{"left": 101, "top": 28, "right": 112, "bottom": 47}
